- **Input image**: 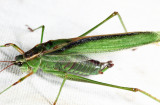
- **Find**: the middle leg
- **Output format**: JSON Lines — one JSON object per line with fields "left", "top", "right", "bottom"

{"left": 26, "top": 25, "right": 45, "bottom": 44}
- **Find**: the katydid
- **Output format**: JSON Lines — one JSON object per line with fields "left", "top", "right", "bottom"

{"left": 0, "top": 11, "right": 160, "bottom": 105}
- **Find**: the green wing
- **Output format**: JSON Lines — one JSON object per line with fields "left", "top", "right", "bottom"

{"left": 45, "top": 32, "right": 159, "bottom": 55}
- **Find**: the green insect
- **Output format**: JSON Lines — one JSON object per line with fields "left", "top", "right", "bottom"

{"left": 0, "top": 11, "right": 160, "bottom": 105}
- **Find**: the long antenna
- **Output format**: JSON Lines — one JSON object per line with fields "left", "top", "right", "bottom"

{"left": 0, "top": 61, "right": 15, "bottom": 72}
{"left": 0, "top": 61, "right": 14, "bottom": 63}
{"left": 0, "top": 63, "right": 14, "bottom": 72}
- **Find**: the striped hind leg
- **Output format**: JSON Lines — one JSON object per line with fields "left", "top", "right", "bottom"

{"left": 51, "top": 71, "right": 160, "bottom": 104}
{"left": 79, "top": 11, "right": 127, "bottom": 37}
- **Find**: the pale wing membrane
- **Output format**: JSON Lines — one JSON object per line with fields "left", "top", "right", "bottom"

{"left": 41, "top": 54, "right": 91, "bottom": 62}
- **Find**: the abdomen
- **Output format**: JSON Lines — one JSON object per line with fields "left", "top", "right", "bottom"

{"left": 41, "top": 59, "right": 110, "bottom": 76}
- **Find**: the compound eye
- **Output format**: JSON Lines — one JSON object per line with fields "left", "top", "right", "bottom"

{"left": 17, "top": 62, "right": 23, "bottom": 66}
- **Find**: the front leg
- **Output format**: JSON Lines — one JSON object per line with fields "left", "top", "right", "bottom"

{"left": 0, "top": 71, "right": 34, "bottom": 95}
{"left": 0, "top": 43, "right": 24, "bottom": 54}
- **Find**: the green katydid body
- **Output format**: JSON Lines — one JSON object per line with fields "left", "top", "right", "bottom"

{"left": 16, "top": 31, "right": 160, "bottom": 76}
{"left": 1, "top": 12, "right": 160, "bottom": 105}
